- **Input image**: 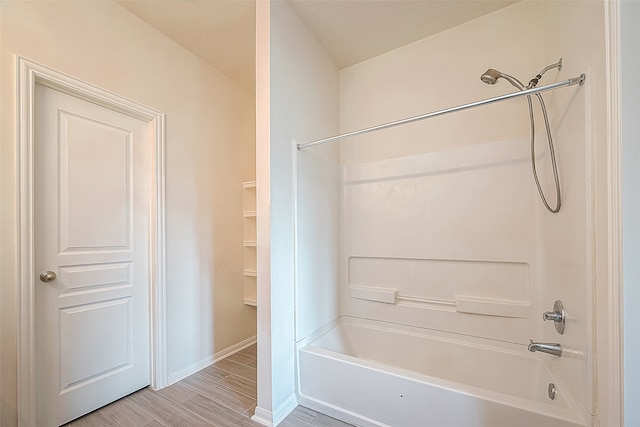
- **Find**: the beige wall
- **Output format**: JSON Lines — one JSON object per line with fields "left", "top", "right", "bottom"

{"left": 0, "top": 1, "right": 255, "bottom": 425}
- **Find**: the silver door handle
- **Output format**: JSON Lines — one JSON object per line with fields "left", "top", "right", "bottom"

{"left": 39, "top": 271, "right": 57, "bottom": 283}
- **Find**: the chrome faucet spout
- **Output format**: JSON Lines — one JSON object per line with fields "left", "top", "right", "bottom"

{"left": 528, "top": 340, "right": 562, "bottom": 357}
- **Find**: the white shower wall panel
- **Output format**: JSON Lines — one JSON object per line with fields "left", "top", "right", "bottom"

{"left": 535, "top": 79, "right": 591, "bottom": 415}
{"left": 296, "top": 150, "right": 341, "bottom": 341}
{"left": 342, "top": 137, "right": 533, "bottom": 260}
{"left": 341, "top": 137, "right": 539, "bottom": 342}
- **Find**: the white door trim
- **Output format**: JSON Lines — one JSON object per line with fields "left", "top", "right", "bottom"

{"left": 604, "top": 1, "right": 624, "bottom": 425}
{"left": 16, "top": 56, "right": 167, "bottom": 426}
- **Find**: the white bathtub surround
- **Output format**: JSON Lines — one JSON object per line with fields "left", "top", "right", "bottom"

{"left": 341, "top": 137, "right": 538, "bottom": 344}
{"left": 298, "top": 317, "right": 585, "bottom": 427}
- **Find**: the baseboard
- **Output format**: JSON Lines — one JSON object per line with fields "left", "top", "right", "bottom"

{"left": 251, "top": 406, "right": 273, "bottom": 426}
{"left": 165, "top": 335, "right": 256, "bottom": 386}
{"left": 273, "top": 393, "right": 298, "bottom": 425}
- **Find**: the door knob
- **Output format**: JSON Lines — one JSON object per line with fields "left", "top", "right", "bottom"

{"left": 39, "top": 270, "right": 57, "bottom": 283}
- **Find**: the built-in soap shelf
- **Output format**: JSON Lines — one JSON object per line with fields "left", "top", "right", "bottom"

{"left": 347, "top": 256, "right": 531, "bottom": 318}
{"left": 243, "top": 181, "right": 257, "bottom": 306}
{"left": 347, "top": 284, "right": 530, "bottom": 318}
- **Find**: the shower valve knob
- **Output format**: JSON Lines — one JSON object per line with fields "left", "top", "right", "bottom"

{"left": 543, "top": 311, "right": 563, "bottom": 322}
{"left": 543, "top": 300, "right": 566, "bottom": 335}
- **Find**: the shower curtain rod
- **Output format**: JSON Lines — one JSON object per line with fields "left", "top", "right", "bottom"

{"left": 297, "top": 74, "right": 585, "bottom": 150}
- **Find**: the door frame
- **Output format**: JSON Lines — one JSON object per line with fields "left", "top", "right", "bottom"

{"left": 16, "top": 56, "right": 167, "bottom": 426}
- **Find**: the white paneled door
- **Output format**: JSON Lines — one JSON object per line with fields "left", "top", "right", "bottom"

{"left": 34, "top": 83, "right": 151, "bottom": 426}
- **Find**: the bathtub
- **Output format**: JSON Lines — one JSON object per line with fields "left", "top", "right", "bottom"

{"left": 297, "top": 316, "right": 587, "bottom": 427}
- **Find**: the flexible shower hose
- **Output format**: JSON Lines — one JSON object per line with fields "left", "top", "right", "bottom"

{"left": 489, "top": 70, "right": 562, "bottom": 214}
{"left": 526, "top": 92, "right": 562, "bottom": 213}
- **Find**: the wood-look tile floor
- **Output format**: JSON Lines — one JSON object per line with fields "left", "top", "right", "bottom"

{"left": 64, "top": 343, "right": 354, "bottom": 427}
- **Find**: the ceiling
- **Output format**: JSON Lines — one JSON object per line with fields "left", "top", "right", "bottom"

{"left": 117, "top": 0, "right": 518, "bottom": 91}
{"left": 117, "top": 0, "right": 256, "bottom": 90}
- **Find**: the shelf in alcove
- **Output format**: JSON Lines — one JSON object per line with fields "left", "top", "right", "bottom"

{"left": 244, "top": 295, "right": 257, "bottom": 306}
{"left": 243, "top": 180, "right": 257, "bottom": 307}
{"left": 243, "top": 274, "right": 257, "bottom": 306}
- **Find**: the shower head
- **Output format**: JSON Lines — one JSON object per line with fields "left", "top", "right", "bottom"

{"left": 480, "top": 69, "right": 501, "bottom": 85}
{"left": 480, "top": 69, "right": 525, "bottom": 90}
